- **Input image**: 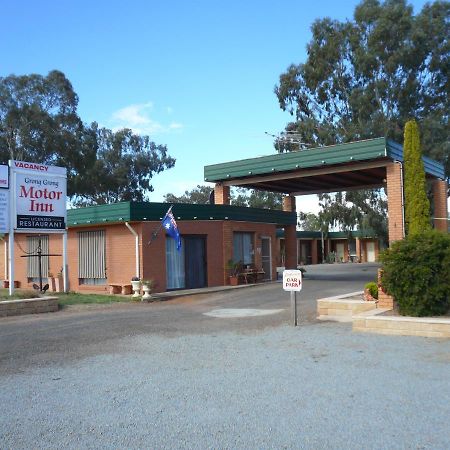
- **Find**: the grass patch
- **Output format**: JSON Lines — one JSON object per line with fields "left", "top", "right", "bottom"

{"left": 0, "top": 289, "right": 40, "bottom": 301}
{"left": 56, "top": 292, "right": 134, "bottom": 307}
{"left": 0, "top": 288, "right": 134, "bottom": 307}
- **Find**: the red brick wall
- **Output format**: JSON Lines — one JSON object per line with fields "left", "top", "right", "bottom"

{"left": 2, "top": 220, "right": 280, "bottom": 293}
{"left": 432, "top": 179, "right": 448, "bottom": 232}
{"left": 386, "top": 162, "right": 405, "bottom": 243}
{"left": 223, "top": 221, "right": 279, "bottom": 281}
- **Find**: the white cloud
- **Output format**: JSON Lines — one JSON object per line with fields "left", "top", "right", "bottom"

{"left": 109, "top": 102, "right": 183, "bottom": 135}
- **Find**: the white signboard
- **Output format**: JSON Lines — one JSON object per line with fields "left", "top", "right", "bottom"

{"left": 10, "top": 160, "right": 67, "bottom": 232}
{"left": 0, "top": 164, "right": 9, "bottom": 189}
{"left": 0, "top": 165, "right": 9, "bottom": 233}
{"left": 283, "top": 269, "right": 302, "bottom": 292}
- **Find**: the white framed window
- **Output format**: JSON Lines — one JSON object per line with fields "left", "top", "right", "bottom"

{"left": 78, "top": 230, "right": 106, "bottom": 285}
{"left": 233, "top": 232, "right": 254, "bottom": 265}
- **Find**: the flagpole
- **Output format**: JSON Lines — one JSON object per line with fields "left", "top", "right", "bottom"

{"left": 147, "top": 205, "right": 174, "bottom": 245}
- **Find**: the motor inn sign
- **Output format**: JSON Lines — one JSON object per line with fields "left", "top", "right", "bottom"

{"left": 11, "top": 160, "right": 67, "bottom": 231}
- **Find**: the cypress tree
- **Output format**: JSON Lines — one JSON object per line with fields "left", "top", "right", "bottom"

{"left": 403, "top": 120, "right": 431, "bottom": 235}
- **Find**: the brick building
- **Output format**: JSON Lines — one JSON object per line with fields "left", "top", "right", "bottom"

{"left": 277, "top": 230, "right": 383, "bottom": 266}
{"left": 1, "top": 202, "right": 295, "bottom": 293}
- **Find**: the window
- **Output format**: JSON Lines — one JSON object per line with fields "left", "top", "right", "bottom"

{"left": 233, "top": 232, "right": 254, "bottom": 265}
{"left": 78, "top": 230, "right": 106, "bottom": 285}
{"left": 27, "top": 235, "right": 49, "bottom": 282}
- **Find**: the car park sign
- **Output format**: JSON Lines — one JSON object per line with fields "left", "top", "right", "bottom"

{"left": 283, "top": 269, "right": 302, "bottom": 292}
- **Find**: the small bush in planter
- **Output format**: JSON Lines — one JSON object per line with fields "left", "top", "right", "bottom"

{"left": 364, "top": 281, "right": 378, "bottom": 300}
{"left": 380, "top": 230, "right": 450, "bottom": 317}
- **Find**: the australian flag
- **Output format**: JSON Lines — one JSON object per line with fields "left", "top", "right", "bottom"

{"left": 162, "top": 208, "right": 181, "bottom": 251}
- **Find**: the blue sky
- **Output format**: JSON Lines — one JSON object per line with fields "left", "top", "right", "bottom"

{"left": 2, "top": 0, "right": 431, "bottom": 213}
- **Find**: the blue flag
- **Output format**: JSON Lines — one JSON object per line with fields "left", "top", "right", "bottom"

{"left": 162, "top": 209, "right": 181, "bottom": 251}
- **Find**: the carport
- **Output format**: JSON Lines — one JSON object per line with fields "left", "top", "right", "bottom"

{"left": 204, "top": 137, "right": 448, "bottom": 269}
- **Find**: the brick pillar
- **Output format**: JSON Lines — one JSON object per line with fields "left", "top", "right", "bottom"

{"left": 284, "top": 225, "right": 297, "bottom": 269}
{"left": 214, "top": 183, "right": 230, "bottom": 205}
{"left": 311, "top": 239, "right": 318, "bottom": 264}
{"left": 283, "top": 195, "right": 297, "bottom": 269}
{"left": 377, "top": 269, "right": 395, "bottom": 309}
{"left": 432, "top": 179, "right": 448, "bottom": 232}
{"left": 355, "top": 238, "right": 361, "bottom": 263}
{"left": 282, "top": 195, "right": 296, "bottom": 212}
{"left": 386, "top": 162, "right": 405, "bottom": 243}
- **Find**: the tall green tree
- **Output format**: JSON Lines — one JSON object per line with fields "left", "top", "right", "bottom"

{"left": 0, "top": 70, "right": 84, "bottom": 182}
{"left": 275, "top": 0, "right": 449, "bottom": 166}
{"left": 403, "top": 119, "right": 431, "bottom": 235}
{"left": 72, "top": 125, "right": 175, "bottom": 206}
{"left": 0, "top": 71, "right": 176, "bottom": 204}
{"left": 164, "top": 185, "right": 213, "bottom": 204}
{"left": 164, "top": 185, "right": 283, "bottom": 209}
{"left": 232, "top": 188, "right": 283, "bottom": 209}
{"left": 274, "top": 0, "right": 449, "bottom": 232}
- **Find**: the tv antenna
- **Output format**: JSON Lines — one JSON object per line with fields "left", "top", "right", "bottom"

{"left": 265, "top": 131, "right": 311, "bottom": 151}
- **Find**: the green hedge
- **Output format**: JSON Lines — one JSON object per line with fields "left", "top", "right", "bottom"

{"left": 364, "top": 282, "right": 378, "bottom": 299}
{"left": 380, "top": 230, "right": 450, "bottom": 316}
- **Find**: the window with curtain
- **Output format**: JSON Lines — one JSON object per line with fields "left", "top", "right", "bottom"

{"left": 233, "top": 232, "right": 254, "bottom": 265}
{"left": 27, "top": 235, "right": 49, "bottom": 281}
{"left": 166, "top": 236, "right": 185, "bottom": 289}
{"left": 78, "top": 230, "right": 106, "bottom": 285}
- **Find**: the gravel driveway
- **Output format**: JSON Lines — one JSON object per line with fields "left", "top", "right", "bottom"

{"left": 1, "top": 320, "right": 449, "bottom": 449}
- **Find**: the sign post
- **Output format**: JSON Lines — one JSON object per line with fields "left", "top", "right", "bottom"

{"left": 283, "top": 269, "right": 302, "bottom": 326}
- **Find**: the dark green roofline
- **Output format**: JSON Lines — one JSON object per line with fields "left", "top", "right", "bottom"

{"left": 276, "top": 229, "right": 378, "bottom": 239}
{"left": 204, "top": 137, "right": 445, "bottom": 182}
{"left": 67, "top": 201, "right": 296, "bottom": 227}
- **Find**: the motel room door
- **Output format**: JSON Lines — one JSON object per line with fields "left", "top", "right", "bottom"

{"left": 336, "top": 242, "right": 345, "bottom": 262}
{"left": 366, "top": 241, "right": 376, "bottom": 262}
{"left": 184, "top": 236, "right": 207, "bottom": 289}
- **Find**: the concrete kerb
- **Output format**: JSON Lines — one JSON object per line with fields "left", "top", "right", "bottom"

{"left": 151, "top": 282, "right": 261, "bottom": 301}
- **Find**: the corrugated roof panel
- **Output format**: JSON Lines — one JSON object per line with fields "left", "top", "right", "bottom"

{"left": 205, "top": 138, "right": 387, "bottom": 182}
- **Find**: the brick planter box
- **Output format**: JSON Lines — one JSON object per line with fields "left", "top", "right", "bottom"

{"left": 0, "top": 297, "right": 59, "bottom": 317}
{"left": 353, "top": 311, "right": 450, "bottom": 338}
{"left": 317, "top": 291, "right": 377, "bottom": 322}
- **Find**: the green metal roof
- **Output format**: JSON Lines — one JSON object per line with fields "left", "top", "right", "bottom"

{"left": 204, "top": 138, "right": 445, "bottom": 194}
{"left": 67, "top": 201, "right": 296, "bottom": 227}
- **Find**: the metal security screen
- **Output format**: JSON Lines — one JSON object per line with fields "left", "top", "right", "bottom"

{"left": 27, "top": 235, "right": 49, "bottom": 277}
{"left": 78, "top": 230, "right": 106, "bottom": 279}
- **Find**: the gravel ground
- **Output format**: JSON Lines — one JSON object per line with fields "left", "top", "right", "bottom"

{"left": 1, "top": 321, "right": 449, "bottom": 449}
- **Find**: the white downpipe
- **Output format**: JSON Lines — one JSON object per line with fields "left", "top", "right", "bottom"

{"left": 125, "top": 222, "right": 140, "bottom": 278}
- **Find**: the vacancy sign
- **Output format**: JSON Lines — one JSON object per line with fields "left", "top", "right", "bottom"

{"left": 0, "top": 165, "right": 9, "bottom": 233}
{"left": 283, "top": 269, "right": 302, "bottom": 292}
{"left": 10, "top": 160, "right": 67, "bottom": 232}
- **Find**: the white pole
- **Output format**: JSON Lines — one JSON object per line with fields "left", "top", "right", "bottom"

{"left": 8, "top": 232, "right": 14, "bottom": 296}
{"left": 8, "top": 168, "right": 14, "bottom": 296}
{"left": 125, "top": 222, "right": 140, "bottom": 278}
{"left": 63, "top": 230, "right": 68, "bottom": 292}
{"left": 4, "top": 239, "right": 7, "bottom": 280}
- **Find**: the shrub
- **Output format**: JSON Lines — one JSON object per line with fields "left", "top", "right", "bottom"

{"left": 364, "top": 282, "right": 378, "bottom": 300}
{"left": 380, "top": 230, "right": 450, "bottom": 316}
